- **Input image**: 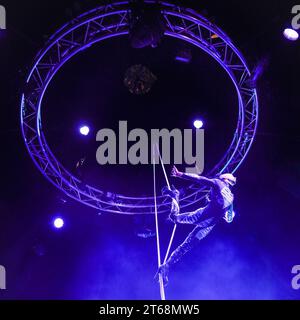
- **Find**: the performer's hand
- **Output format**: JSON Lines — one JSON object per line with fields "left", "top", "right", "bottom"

{"left": 168, "top": 212, "right": 177, "bottom": 224}
{"left": 154, "top": 263, "right": 169, "bottom": 287}
{"left": 171, "top": 166, "right": 181, "bottom": 178}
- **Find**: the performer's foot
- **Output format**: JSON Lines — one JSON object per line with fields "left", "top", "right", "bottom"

{"left": 154, "top": 263, "right": 169, "bottom": 287}
{"left": 162, "top": 186, "right": 180, "bottom": 202}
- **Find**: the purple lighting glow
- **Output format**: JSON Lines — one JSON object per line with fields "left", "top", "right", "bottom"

{"left": 175, "top": 56, "right": 191, "bottom": 63}
{"left": 79, "top": 125, "right": 90, "bottom": 136}
{"left": 193, "top": 119, "right": 204, "bottom": 129}
{"left": 283, "top": 28, "right": 299, "bottom": 41}
{"left": 53, "top": 217, "right": 64, "bottom": 229}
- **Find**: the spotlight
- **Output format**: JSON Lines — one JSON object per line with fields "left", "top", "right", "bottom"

{"left": 53, "top": 217, "right": 64, "bottom": 229}
{"left": 79, "top": 125, "right": 90, "bottom": 136}
{"left": 193, "top": 119, "right": 204, "bottom": 129}
{"left": 175, "top": 47, "right": 192, "bottom": 63}
{"left": 175, "top": 55, "right": 191, "bottom": 64}
{"left": 283, "top": 28, "right": 299, "bottom": 41}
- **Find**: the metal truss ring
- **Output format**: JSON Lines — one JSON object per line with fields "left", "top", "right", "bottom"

{"left": 21, "top": 1, "right": 259, "bottom": 214}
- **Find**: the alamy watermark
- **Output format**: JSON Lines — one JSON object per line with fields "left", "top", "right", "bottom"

{"left": 292, "top": 5, "right": 300, "bottom": 30}
{"left": 96, "top": 121, "right": 204, "bottom": 174}
{"left": 0, "top": 5, "right": 6, "bottom": 30}
{"left": 0, "top": 265, "right": 6, "bottom": 290}
{"left": 291, "top": 265, "right": 300, "bottom": 290}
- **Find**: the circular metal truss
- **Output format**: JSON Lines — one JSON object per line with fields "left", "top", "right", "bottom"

{"left": 21, "top": 1, "right": 258, "bottom": 215}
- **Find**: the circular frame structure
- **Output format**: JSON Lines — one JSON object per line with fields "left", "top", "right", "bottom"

{"left": 21, "top": 1, "right": 258, "bottom": 214}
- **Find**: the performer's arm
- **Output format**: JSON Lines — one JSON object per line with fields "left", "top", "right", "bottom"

{"left": 171, "top": 166, "right": 215, "bottom": 187}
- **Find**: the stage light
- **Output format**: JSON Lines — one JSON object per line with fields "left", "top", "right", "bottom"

{"left": 53, "top": 217, "right": 64, "bottom": 229}
{"left": 193, "top": 119, "right": 204, "bottom": 129}
{"left": 175, "top": 56, "right": 190, "bottom": 63}
{"left": 283, "top": 28, "right": 299, "bottom": 41}
{"left": 175, "top": 47, "right": 192, "bottom": 63}
{"left": 79, "top": 125, "right": 90, "bottom": 136}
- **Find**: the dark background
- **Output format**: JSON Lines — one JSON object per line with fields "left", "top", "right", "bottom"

{"left": 0, "top": 0, "right": 299, "bottom": 299}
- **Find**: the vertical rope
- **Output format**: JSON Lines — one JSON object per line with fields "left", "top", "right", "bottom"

{"left": 163, "top": 224, "right": 177, "bottom": 264}
{"left": 155, "top": 144, "right": 178, "bottom": 264}
{"left": 153, "top": 145, "right": 166, "bottom": 301}
{"left": 156, "top": 144, "right": 171, "bottom": 189}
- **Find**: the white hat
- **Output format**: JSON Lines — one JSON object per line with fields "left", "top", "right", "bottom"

{"left": 219, "top": 173, "right": 237, "bottom": 186}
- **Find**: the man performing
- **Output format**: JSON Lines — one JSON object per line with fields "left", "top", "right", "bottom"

{"left": 156, "top": 166, "right": 237, "bottom": 286}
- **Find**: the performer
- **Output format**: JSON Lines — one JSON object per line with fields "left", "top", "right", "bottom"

{"left": 156, "top": 166, "right": 237, "bottom": 286}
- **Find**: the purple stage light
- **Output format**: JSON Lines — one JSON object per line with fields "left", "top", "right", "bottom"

{"left": 53, "top": 217, "right": 64, "bottom": 229}
{"left": 283, "top": 28, "right": 299, "bottom": 41}
{"left": 79, "top": 125, "right": 90, "bottom": 136}
{"left": 193, "top": 119, "right": 204, "bottom": 129}
{"left": 175, "top": 56, "right": 191, "bottom": 63}
{"left": 175, "top": 47, "right": 192, "bottom": 63}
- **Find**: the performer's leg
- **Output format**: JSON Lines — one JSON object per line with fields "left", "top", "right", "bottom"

{"left": 167, "top": 222, "right": 215, "bottom": 265}
{"left": 162, "top": 185, "right": 211, "bottom": 225}
{"left": 174, "top": 207, "right": 208, "bottom": 225}
{"left": 157, "top": 221, "right": 216, "bottom": 286}
{"left": 162, "top": 186, "right": 180, "bottom": 221}
{"left": 168, "top": 198, "right": 180, "bottom": 222}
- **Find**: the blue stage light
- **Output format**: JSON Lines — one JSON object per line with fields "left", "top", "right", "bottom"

{"left": 53, "top": 217, "right": 64, "bottom": 229}
{"left": 283, "top": 28, "right": 299, "bottom": 41}
{"left": 193, "top": 119, "right": 204, "bottom": 129}
{"left": 79, "top": 125, "right": 90, "bottom": 136}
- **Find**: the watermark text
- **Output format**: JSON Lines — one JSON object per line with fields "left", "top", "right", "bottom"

{"left": 0, "top": 265, "right": 6, "bottom": 290}
{"left": 292, "top": 5, "right": 300, "bottom": 30}
{"left": 96, "top": 121, "right": 204, "bottom": 174}
{"left": 0, "top": 5, "right": 6, "bottom": 30}
{"left": 291, "top": 265, "right": 300, "bottom": 290}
